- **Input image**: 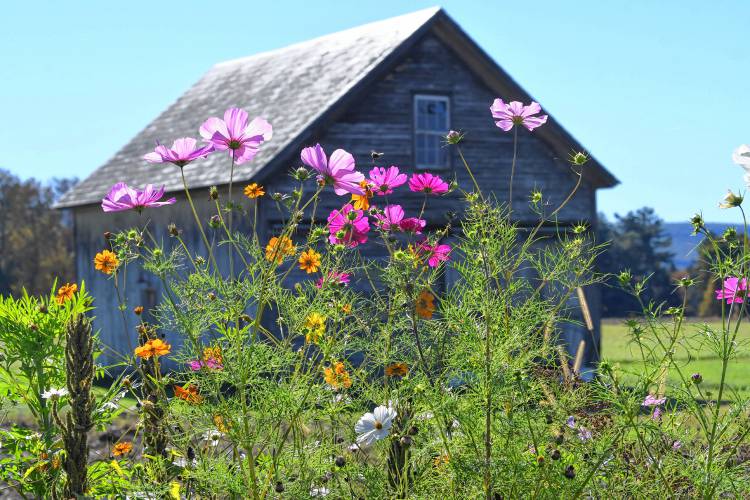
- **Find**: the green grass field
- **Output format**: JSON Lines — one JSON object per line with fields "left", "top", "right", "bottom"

{"left": 601, "top": 319, "right": 750, "bottom": 399}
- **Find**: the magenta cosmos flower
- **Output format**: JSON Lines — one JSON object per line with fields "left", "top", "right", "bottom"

{"left": 490, "top": 99, "right": 548, "bottom": 132}
{"left": 199, "top": 107, "right": 272, "bottom": 164}
{"left": 408, "top": 173, "right": 449, "bottom": 195}
{"left": 301, "top": 144, "right": 365, "bottom": 195}
{"left": 715, "top": 277, "right": 748, "bottom": 303}
{"left": 101, "top": 182, "right": 176, "bottom": 213}
{"left": 143, "top": 137, "right": 214, "bottom": 167}
{"left": 369, "top": 166, "right": 407, "bottom": 195}
{"left": 315, "top": 271, "right": 351, "bottom": 289}
{"left": 418, "top": 242, "right": 451, "bottom": 267}
{"left": 328, "top": 204, "right": 370, "bottom": 247}
{"left": 375, "top": 205, "right": 426, "bottom": 234}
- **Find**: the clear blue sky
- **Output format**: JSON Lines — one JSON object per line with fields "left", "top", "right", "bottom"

{"left": 2, "top": 1, "right": 748, "bottom": 222}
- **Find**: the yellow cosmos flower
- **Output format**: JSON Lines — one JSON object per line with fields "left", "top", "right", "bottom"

{"left": 324, "top": 362, "right": 352, "bottom": 389}
{"left": 244, "top": 183, "right": 265, "bottom": 199}
{"left": 304, "top": 312, "right": 326, "bottom": 343}
{"left": 385, "top": 362, "right": 409, "bottom": 378}
{"left": 350, "top": 180, "right": 373, "bottom": 210}
{"left": 94, "top": 249, "right": 119, "bottom": 275}
{"left": 298, "top": 248, "right": 322, "bottom": 274}
{"left": 265, "top": 236, "right": 295, "bottom": 265}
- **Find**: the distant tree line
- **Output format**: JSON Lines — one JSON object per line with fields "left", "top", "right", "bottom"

{"left": 0, "top": 169, "right": 77, "bottom": 296}
{"left": 596, "top": 207, "right": 727, "bottom": 318}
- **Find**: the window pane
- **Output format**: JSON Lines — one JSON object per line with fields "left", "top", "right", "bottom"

{"left": 414, "top": 96, "right": 450, "bottom": 168}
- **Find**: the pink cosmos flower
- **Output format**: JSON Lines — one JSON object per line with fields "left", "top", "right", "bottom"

{"left": 642, "top": 394, "right": 666, "bottom": 407}
{"left": 301, "top": 144, "right": 365, "bottom": 195}
{"left": 418, "top": 242, "right": 451, "bottom": 267}
{"left": 199, "top": 108, "right": 272, "bottom": 165}
{"left": 143, "top": 137, "right": 214, "bottom": 167}
{"left": 715, "top": 277, "right": 748, "bottom": 304}
{"left": 408, "top": 173, "right": 450, "bottom": 195}
{"left": 315, "top": 271, "right": 351, "bottom": 289}
{"left": 369, "top": 166, "right": 407, "bottom": 195}
{"left": 101, "top": 182, "right": 176, "bottom": 213}
{"left": 399, "top": 217, "right": 426, "bottom": 234}
{"left": 490, "top": 99, "right": 548, "bottom": 132}
{"left": 328, "top": 204, "right": 370, "bottom": 247}
{"left": 375, "top": 205, "right": 404, "bottom": 231}
{"left": 187, "top": 358, "right": 223, "bottom": 371}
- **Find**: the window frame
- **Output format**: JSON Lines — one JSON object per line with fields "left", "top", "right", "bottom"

{"left": 412, "top": 94, "right": 451, "bottom": 170}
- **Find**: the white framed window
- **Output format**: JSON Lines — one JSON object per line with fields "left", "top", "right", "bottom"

{"left": 413, "top": 94, "right": 450, "bottom": 169}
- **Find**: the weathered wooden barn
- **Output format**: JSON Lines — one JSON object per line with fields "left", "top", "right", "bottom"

{"left": 56, "top": 7, "right": 618, "bottom": 372}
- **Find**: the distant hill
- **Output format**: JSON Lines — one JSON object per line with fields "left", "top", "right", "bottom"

{"left": 663, "top": 222, "right": 741, "bottom": 269}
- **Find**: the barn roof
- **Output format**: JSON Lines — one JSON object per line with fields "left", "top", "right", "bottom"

{"left": 57, "top": 7, "right": 617, "bottom": 208}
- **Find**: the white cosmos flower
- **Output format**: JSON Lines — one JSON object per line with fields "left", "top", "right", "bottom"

{"left": 355, "top": 405, "right": 396, "bottom": 446}
{"left": 42, "top": 388, "right": 68, "bottom": 400}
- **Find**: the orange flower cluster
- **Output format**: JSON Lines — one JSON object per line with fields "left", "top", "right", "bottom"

{"left": 174, "top": 384, "right": 202, "bottom": 404}
{"left": 416, "top": 290, "right": 435, "bottom": 319}
{"left": 112, "top": 441, "right": 133, "bottom": 457}
{"left": 94, "top": 249, "right": 119, "bottom": 275}
{"left": 203, "top": 346, "right": 223, "bottom": 364}
{"left": 324, "top": 362, "right": 352, "bottom": 390}
{"left": 265, "top": 236, "right": 295, "bottom": 265}
{"left": 244, "top": 183, "right": 265, "bottom": 199}
{"left": 134, "top": 338, "right": 171, "bottom": 359}
{"left": 385, "top": 362, "right": 409, "bottom": 378}
{"left": 55, "top": 283, "right": 78, "bottom": 304}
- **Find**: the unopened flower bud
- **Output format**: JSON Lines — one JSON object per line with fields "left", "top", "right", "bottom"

{"left": 29, "top": 323, "right": 38, "bottom": 331}
{"left": 195, "top": 256, "right": 206, "bottom": 266}
{"left": 294, "top": 167, "right": 310, "bottom": 180}
{"left": 445, "top": 130, "right": 464, "bottom": 145}
{"left": 691, "top": 372, "right": 703, "bottom": 384}
{"left": 618, "top": 270, "right": 632, "bottom": 286}
{"left": 408, "top": 425, "right": 419, "bottom": 436}
{"left": 690, "top": 213, "right": 705, "bottom": 235}
{"left": 104, "top": 231, "right": 113, "bottom": 241}
{"left": 335, "top": 456, "right": 346, "bottom": 467}
{"left": 530, "top": 190, "right": 543, "bottom": 205}
{"left": 346, "top": 210, "right": 358, "bottom": 221}
{"left": 209, "top": 186, "right": 219, "bottom": 200}
{"left": 152, "top": 248, "right": 163, "bottom": 258}
{"left": 275, "top": 481, "right": 284, "bottom": 493}
{"left": 723, "top": 227, "right": 738, "bottom": 242}
{"left": 336, "top": 230, "right": 347, "bottom": 240}
{"left": 570, "top": 151, "right": 589, "bottom": 166}
{"left": 123, "top": 377, "right": 132, "bottom": 388}
{"left": 400, "top": 435, "right": 413, "bottom": 447}
{"left": 207, "top": 292, "right": 217, "bottom": 301}
{"left": 271, "top": 192, "right": 283, "bottom": 201}
{"left": 209, "top": 215, "right": 221, "bottom": 228}
{"left": 168, "top": 223, "right": 180, "bottom": 237}
{"left": 551, "top": 449, "right": 561, "bottom": 460}
{"left": 38, "top": 304, "right": 48, "bottom": 314}
{"left": 370, "top": 150, "right": 384, "bottom": 160}
{"left": 134, "top": 306, "right": 144, "bottom": 316}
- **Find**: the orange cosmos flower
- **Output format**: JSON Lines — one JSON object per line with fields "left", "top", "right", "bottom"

{"left": 134, "top": 338, "right": 171, "bottom": 359}
{"left": 324, "top": 362, "right": 352, "bottom": 390}
{"left": 244, "top": 183, "right": 265, "bottom": 199}
{"left": 112, "top": 441, "right": 133, "bottom": 457}
{"left": 350, "top": 180, "right": 373, "bottom": 211}
{"left": 385, "top": 362, "right": 409, "bottom": 378}
{"left": 174, "top": 384, "right": 202, "bottom": 404}
{"left": 94, "top": 249, "right": 119, "bottom": 275}
{"left": 55, "top": 283, "right": 78, "bottom": 304}
{"left": 415, "top": 290, "right": 435, "bottom": 319}
{"left": 341, "top": 303, "right": 352, "bottom": 314}
{"left": 298, "top": 248, "right": 322, "bottom": 274}
{"left": 265, "top": 236, "right": 295, "bottom": 265}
